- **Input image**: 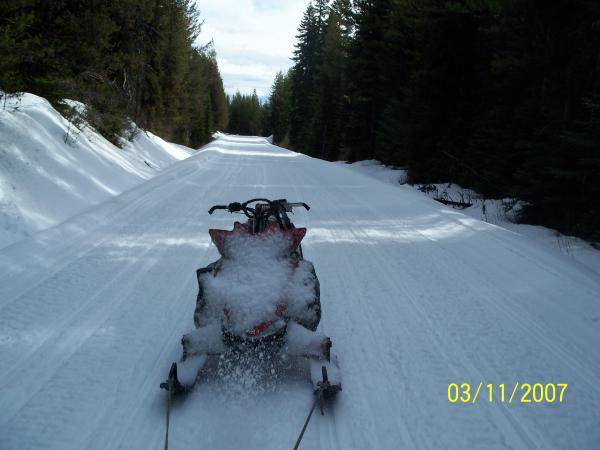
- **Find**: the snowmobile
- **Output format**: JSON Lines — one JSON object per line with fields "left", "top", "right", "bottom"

{"left": 160, "top": 198, "right": 341, "bottom": 400}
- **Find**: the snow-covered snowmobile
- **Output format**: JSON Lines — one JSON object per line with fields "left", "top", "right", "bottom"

{"left": 160, "top": 198, "right": 341, "bottom": 399}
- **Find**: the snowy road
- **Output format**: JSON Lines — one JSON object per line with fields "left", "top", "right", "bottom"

{"left": 1, "top": 135, "right": 599, "bottom": 449}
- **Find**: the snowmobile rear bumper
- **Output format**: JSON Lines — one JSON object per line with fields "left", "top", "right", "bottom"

{"left": 222, "top": 321, "right": 288, "bottom": 348}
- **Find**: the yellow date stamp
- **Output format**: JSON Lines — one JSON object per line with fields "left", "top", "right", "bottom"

{"left": 447, "top": 382, "right": 568, "bottom": 404}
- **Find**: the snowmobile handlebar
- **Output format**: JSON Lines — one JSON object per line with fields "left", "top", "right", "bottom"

{"left": 208, "top": 199, "right": 310, "bottom": 216}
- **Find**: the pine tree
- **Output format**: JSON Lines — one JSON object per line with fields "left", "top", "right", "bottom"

{"left": 344, "top": 0, "right": 394, "bottom": 161}
{"left": 330, "top": 0, "right": 354, "bottom": 40}
{"left": 275, "top": 0, "right": 600, "bottom": 239}
{"left": 0, "top": 0, "right": 227, "bottom": 148}
{"left": 477, "top": 0, "right": 600, "bottom": 237}
{"left": 226, "top": 90, "right": 263, "bottom": 136}
{"left": 0, "top": 0, "right": 35, "bottom": 95}
{"left": 289, "top": 2, "right": 324, "bottom": 154}
{"left": 314, "top": 6, "right": 347, "bottom": 160}
{"left": 268, "top": 70, "right": 293, "bottom": 145}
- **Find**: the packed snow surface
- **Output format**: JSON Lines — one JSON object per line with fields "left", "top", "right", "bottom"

{"left": 1, "top": 134, "right": 599, "bottom": 449}
{"left": 344, "top": 159, "right": 600, "bottom": 276}
{"left": 0, "top": 93, "right": 192, "bottom": 249}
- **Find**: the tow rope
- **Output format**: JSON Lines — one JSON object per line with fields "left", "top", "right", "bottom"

{"left": 292, "top": 367, "right": 331, "bottom": 450}
{"left": 164, "top": 378, "right": 173, "bottom": 450}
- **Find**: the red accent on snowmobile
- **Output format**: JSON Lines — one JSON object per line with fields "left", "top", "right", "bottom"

{"left": 290, "top": 228, "right": 306, "bottom": 251}
{"left": 245, "top": 303, "right": 287, "bottom": 337}
{"left": 208, "top": 229, "right": 229, "bottom": 254}
{"left": 246, "top": 321, "right": 273, "bottom": 337}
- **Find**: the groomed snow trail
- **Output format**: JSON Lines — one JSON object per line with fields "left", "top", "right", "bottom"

{"left": 1, "top": 135, "right": 599, "bottom": 449}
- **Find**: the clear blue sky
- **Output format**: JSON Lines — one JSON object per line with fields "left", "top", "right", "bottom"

{"left": 194, "top": 0, "right": 308, "bottom": 97}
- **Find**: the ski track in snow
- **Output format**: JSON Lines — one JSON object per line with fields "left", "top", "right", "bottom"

{"left": 1, "top": 135, "right": 599, "bottom": 449}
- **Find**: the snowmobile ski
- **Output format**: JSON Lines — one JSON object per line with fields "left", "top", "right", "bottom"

{"left": 160, "top": 362, "right": 186, "bottom": 396}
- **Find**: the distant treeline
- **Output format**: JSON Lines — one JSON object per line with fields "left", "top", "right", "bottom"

{"left": 226, "top": 91, "right": 266, "bottom": 136}
{"left": 0, "top": 0, "right": 227, "bottom": 147}
{"left": 259, "top": 0, "right": 600, "bottom": 241}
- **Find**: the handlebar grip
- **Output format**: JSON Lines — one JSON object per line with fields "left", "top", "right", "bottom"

{"left": 208, "top": 205, "right": 227, "bottom": 214}
{"left": 287, "top": 202, "right": 310, "bottom": 211}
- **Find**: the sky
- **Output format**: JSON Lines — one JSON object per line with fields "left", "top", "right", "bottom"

{"left": 194, "top": 0, "right": 308, "bottom": 98}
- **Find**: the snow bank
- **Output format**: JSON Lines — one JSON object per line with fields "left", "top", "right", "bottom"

{"left": 199, "top": 229, "right": 316, "bottom": 334}
{"left": 0, "top": 93, "right": 193, "bottom": 249}
{"left": 342, "top": 159, "right": 600, "bottom": 274}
